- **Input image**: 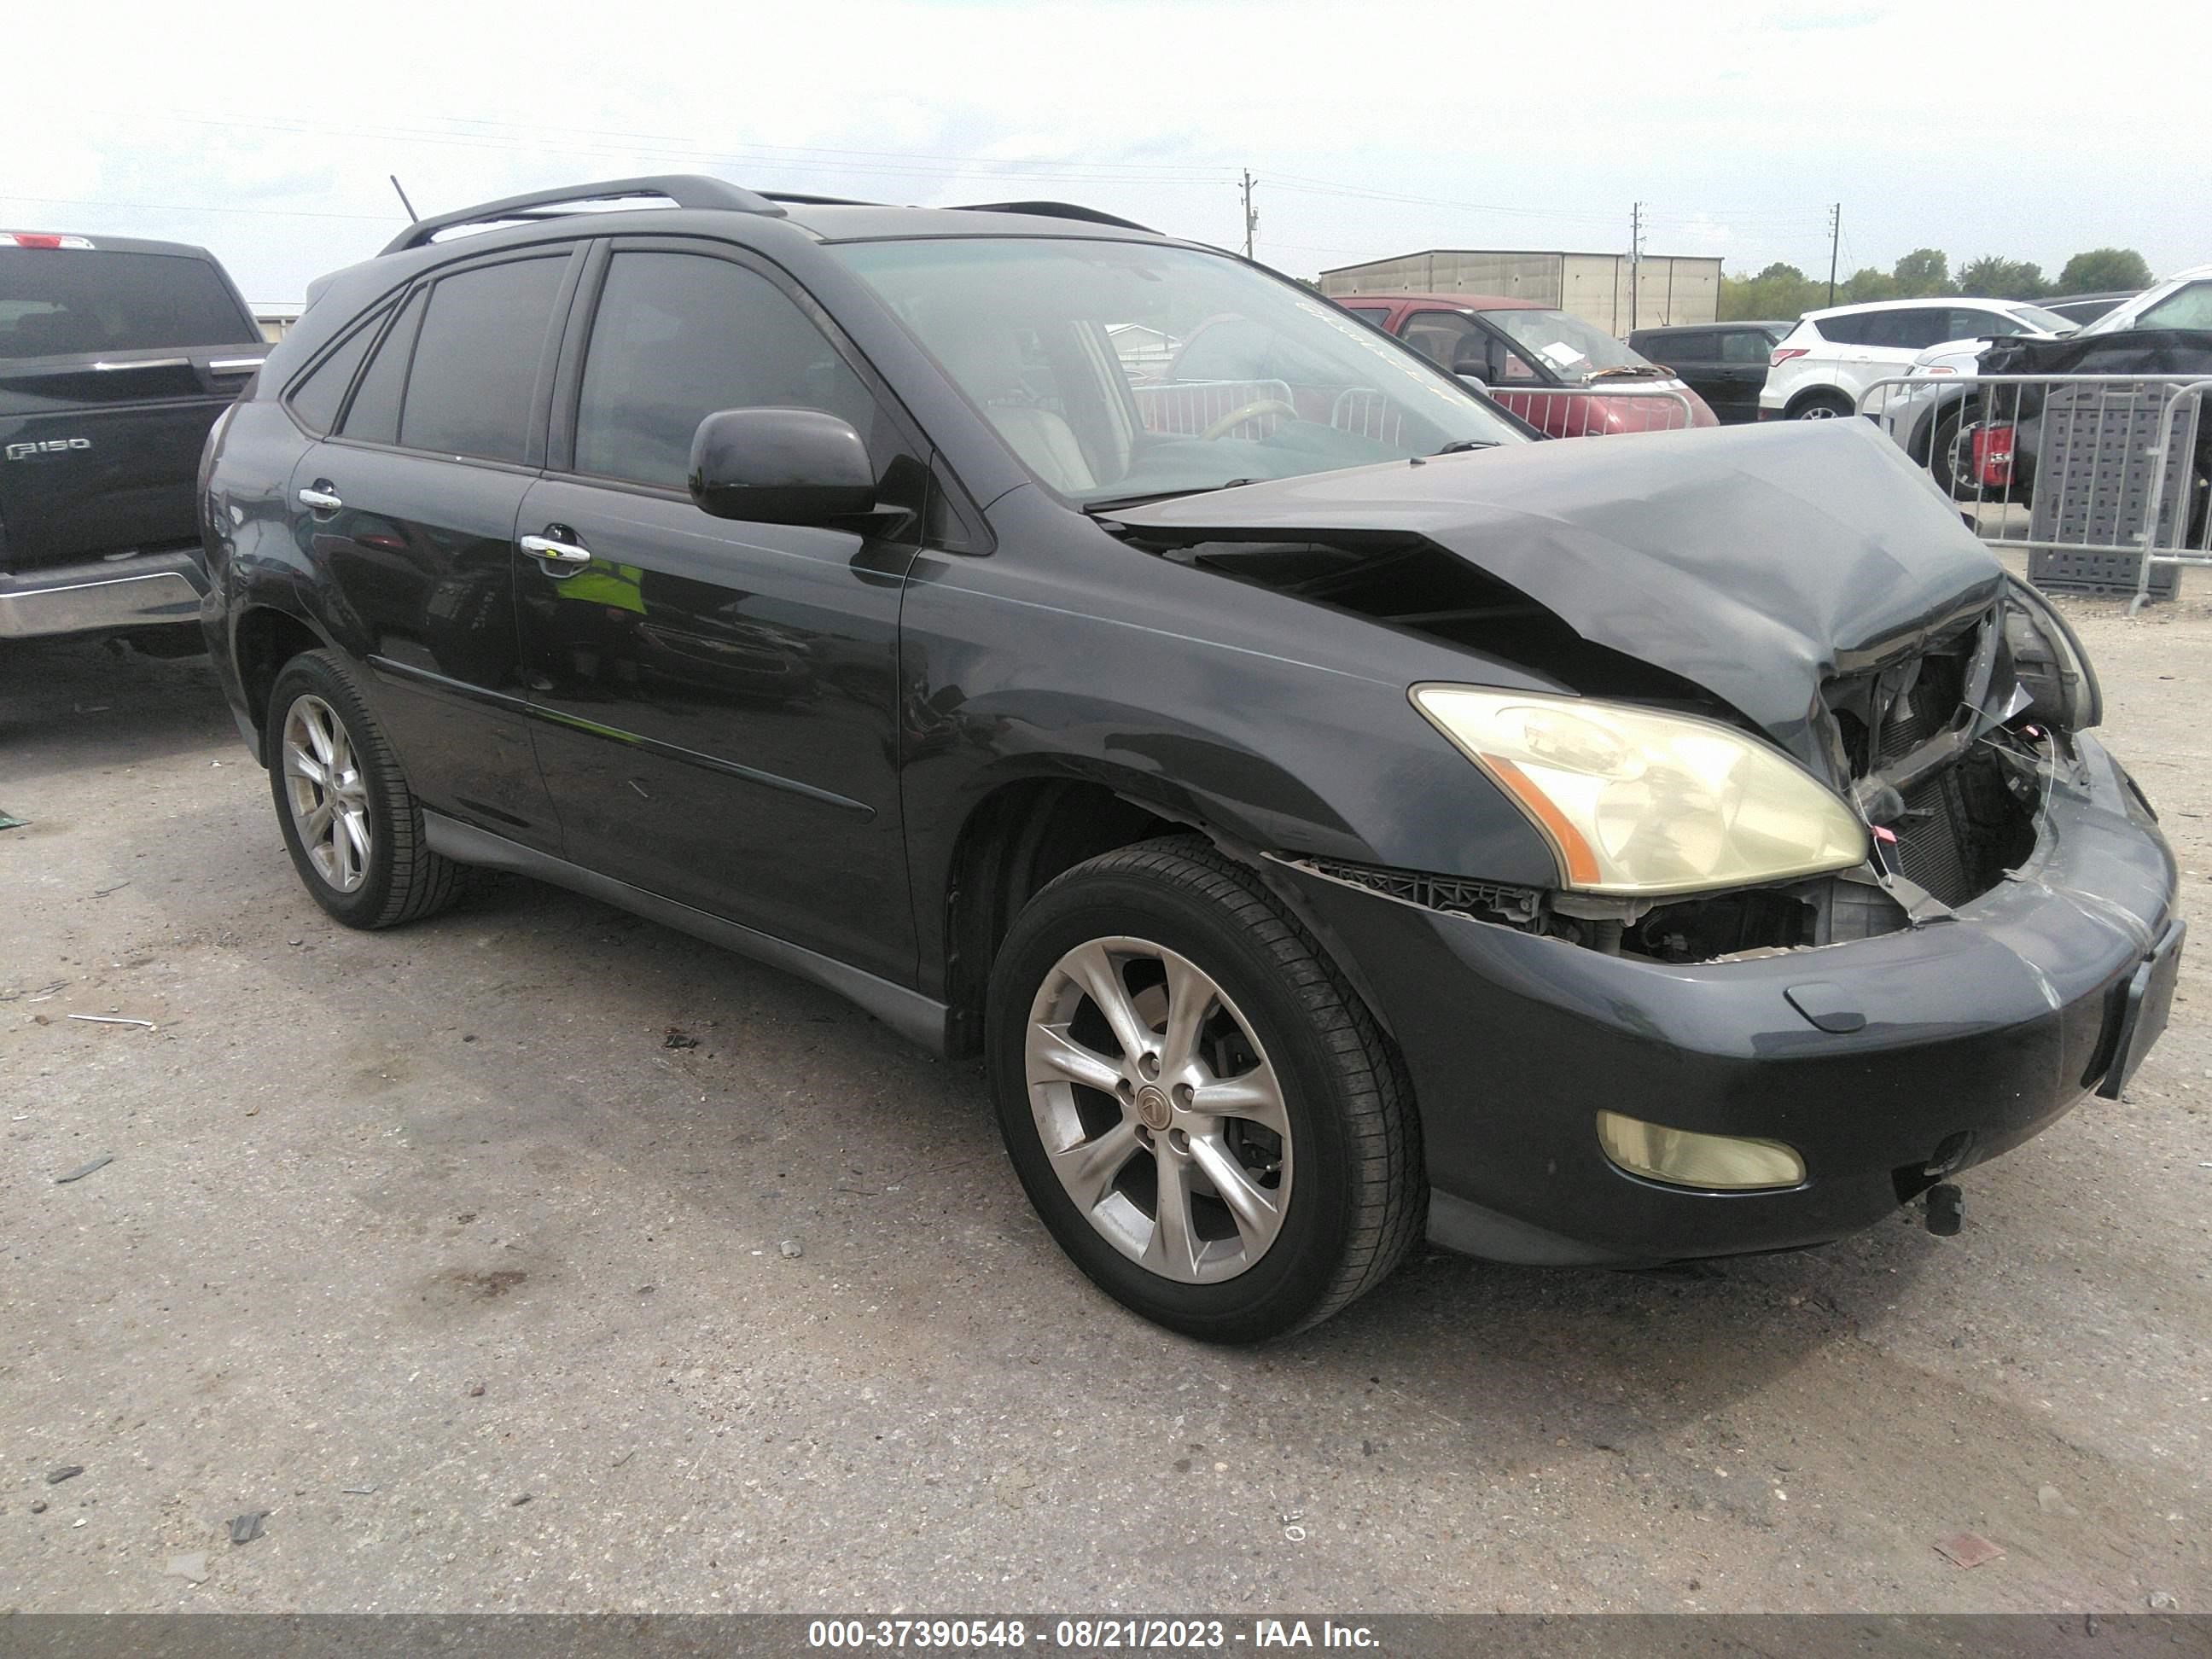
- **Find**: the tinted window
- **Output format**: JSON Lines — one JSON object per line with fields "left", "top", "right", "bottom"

{"left": 285, "top": 305, "right": 387, "bottom": 434}
{"left": 398, "top": 255, "right": 568, "bottom": 463}
{"left": 1720, "top": 329, "right": 1773, "bottom": 364}
{"left": 340, "top": 288, "right": 426, "bottom": 446}
{"left": 1954, "top": 309, "right": 2023, "bottom": 340}
{"left": 0, "top": 248, "right": 257, "bottom": 360}
{"left": 1339, "top": 305, "right": 1392, "bottom": 329}
{"left": 573, "top": 252, "right": 882, "bottom": 489}
{"left": 1860, "top": 309, "right": 1951, "bottom": 350}
{"left": 1813, "top": 313, "right": 1867, "bottom": 346}
{"left": 1656, "top": 331, "right": 1717, "bottom": 361}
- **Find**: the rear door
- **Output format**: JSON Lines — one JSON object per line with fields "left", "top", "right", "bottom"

{"left": 1645, "top": 329, "right": 1722, "bottom": 413}
{"left": 510, "top": 238, "right": 924, "bottom": 981}
{"left": 282, "top": 246, "right": 580, "bottom": 850}
{"left": 1, "top": 243, "right": 265, "bottom": 573}
{"left": 1714, "top": 328, "right": 1774, "bottom": 422}
{"left": 1834, "top": 308, "right": 1954, "bottom": 403}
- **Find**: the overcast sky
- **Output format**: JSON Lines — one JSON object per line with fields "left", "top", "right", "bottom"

{"left": 9, "top": 0, "right": 2206, "bottom": 307}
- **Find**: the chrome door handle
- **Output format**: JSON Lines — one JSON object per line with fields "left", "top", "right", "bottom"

{"left": 297, "top": 486, "right": 343, "bottom": 512}
{"left": 520, "top": 533, "right": 592, "bottom": 565}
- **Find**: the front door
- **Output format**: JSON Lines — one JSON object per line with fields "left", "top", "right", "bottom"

{"left": 512, "top": 242, "right": 923, "bottom": 982}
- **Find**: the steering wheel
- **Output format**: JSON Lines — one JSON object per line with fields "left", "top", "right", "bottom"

{"left": 1198, "top": 399, "right": 1298, "bottom": 441}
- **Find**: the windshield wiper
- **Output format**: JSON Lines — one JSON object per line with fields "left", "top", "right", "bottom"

{"left": 1588, "top": 364, "right": 1667, "bottom": 381}
{"left": 1430, "top": 439, "right": 1499, "bottom": 455}
{"left": 1082, "top": 479, "right": 1263, "bottom": 515}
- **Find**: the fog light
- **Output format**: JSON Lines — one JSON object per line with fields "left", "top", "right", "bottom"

{"left": 1597, "top": 1111, "right": 1805, "bottom": 1190}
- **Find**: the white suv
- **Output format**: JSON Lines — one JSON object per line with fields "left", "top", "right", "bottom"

{"left": 1759, "top": 297, "right": 2078, "bottom": 421}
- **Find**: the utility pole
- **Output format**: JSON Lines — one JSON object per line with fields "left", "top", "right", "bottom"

{"left": 1628, "top": 201, "right": 1644, "bottom": 333}
{"left": 1826, "top": 202, "right": 1842, "bottom": 305}
{"left": 1239, "top": 170, "right": 1258, "bottom": 260}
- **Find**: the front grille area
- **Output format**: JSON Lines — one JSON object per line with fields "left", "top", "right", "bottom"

{"left": 1831, "top": 636, "right": 2038, "bottom": 910}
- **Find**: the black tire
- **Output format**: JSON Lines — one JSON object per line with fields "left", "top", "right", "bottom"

{"left": 265, "top": 649, "right": 468, "bottom": 929}
{"left": 986, "top": 835, "right": 1423, "bottom": 1342}
{"left": 1790, "top": 388, "right": 1856, "bottom": 420}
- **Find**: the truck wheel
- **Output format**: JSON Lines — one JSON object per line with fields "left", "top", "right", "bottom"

{"left": 986, "top": 836, "right": 1423, "bottom": 1342}
{"left": 266, "top": 650, "right": 467, "bottom": 929}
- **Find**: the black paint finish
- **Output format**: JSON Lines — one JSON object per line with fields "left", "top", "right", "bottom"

{"left": 197, "top": 192, "right": 2180, "bottom": 1267}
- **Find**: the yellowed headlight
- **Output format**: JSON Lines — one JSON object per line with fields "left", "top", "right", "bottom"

{"left": 1411, "top": 684, "right": 1868, "bottom": 895}
{"left": 1597, "top": 1110, "right": 1806, "bottom": 1190}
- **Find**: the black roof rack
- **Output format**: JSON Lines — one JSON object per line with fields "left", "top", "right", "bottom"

{"left": 759, "top": 190, "right": 879, "bottom": 207}
{"left": 380, "top": 175, "right": 786, "bottom": 256}
{"left": 949, "top": 201, "right": 1157, "bottom": 234}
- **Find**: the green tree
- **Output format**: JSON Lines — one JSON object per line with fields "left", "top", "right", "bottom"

{"left": 1719, "top": 261, "right": 1823, "bottom": 321}
{"left": 1890, "top": 248, "right": 1953, "bottom": 296}
{"left": 1957, "top": 256, "right": 2048, "bottom": 300}
{"left": 1840, "top": 266, "right": 1896, "bottom": 304}
{"left": 2057, "top": 247, "right": 2153, "bottom": 294}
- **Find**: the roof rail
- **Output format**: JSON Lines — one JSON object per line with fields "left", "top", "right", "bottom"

{"left": 950, "top": 201, "right": 1157, "bottom": 234}
{"left": 379, "top": 175, "right": 785, "bottom": 256}
{"left": 760, "top": 190, "right": 879, "bottom": 207}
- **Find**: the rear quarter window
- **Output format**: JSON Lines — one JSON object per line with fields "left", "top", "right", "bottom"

{"left": 284, "top": 304, "right": 391, "bottom": 435}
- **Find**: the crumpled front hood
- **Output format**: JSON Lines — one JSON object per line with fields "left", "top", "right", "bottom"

{"left": 1110, "top": 418, "right": 2004, "bottom": 763}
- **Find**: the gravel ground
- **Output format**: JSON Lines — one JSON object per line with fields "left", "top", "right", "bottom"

{"left": 1, "top": 578, "right": 2206, "bottom": 1615}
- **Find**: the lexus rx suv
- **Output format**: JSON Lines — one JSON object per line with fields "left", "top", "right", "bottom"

{"left": 199, "top": 177, "right": 2180, "bottom": 1340}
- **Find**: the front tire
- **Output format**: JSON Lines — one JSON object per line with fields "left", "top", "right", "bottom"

{"left": 986, "top": 837, "right": 1423, "bottom": 1341}
{"left": 266, "top": 650, "right": 468, "bottom": 929}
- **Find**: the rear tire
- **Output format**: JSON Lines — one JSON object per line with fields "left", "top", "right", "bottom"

{"left": 986, "top": 836, "right": 1423, "bottom": 1342}
{"left": 266, "top": 650, "right": 468, "bottom": 929}
{"left": 1790, "top": 388, "right": 1855, "bottom": 420}
{"left": 1930, "top": 406, "right": 1982, "bottom": 500}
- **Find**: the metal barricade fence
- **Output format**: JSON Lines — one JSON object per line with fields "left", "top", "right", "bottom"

{"left": 1858, "top": 373, "right": 2212, "bottom": 609}
{"left": 1483, "top": 384, "right": 1696, "bottom": 437}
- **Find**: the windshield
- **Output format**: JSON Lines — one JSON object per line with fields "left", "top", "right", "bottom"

{"left": 2006, "top": 304, "right": 2078, "bottom": 335}
{"left": 832, "top": 237, "right": 1526, "bottom": 506}
{"left": 1477, "top": 309, "right": 1651, "bottom": 381}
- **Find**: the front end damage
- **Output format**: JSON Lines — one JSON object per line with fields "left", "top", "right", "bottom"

{"left": 1109, "top": 422, "right": 2180, "bottom": 1265}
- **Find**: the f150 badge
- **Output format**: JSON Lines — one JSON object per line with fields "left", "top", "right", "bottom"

{"left": 5, "top": 438, "right": 92, "bottom": 460}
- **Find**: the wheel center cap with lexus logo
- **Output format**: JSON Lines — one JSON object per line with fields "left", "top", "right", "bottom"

{"left": 1135, "top": 1084, "right": 1173, "bottom": 1131}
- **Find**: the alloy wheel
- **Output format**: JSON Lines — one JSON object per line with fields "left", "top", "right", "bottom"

{"left": 1024, "top": 935, "right": 1292, "bottom": 1283}
{"left": 280, "top": 693, "right": 371, "bottom": 894}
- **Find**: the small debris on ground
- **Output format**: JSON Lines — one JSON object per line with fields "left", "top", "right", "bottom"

{"left": 2148, "top": 1592, "right": 2181, "bottom": 1612}
{"left": 53, "top": 1156, "right": 114, "bottom": 1185}
{"left": 45, "top": 1464, "right": 85, "bottom": 1484}
{"left": 228, "top": 1510, "right": 269, "bottom": 1545}
{"left": 341, "top": 1486, "right": 376, "bottom": 1496}
{"left": 1935, "top": 1530, "right": 2005, "bottom": 1569}
{"left": 2038, "top": 1483, "right": 2067, "bottom": 1513}
{"left": 662, "top": 1027, "right": 700, "bottom": 1049}
{"left": 0, "top": 812, "right": 26, "bottom": 831}
{"left": 509, "top": 1493, "right": 532, "bottom": 1506}
{"left": 778, "top": 1238, "right": 803, "bottom": 1259}
{"left": 610, "top": 1450, "right": 635, "bottom": 1468}
{"left": 91, "top": 881, "right": 131, "bottom": 897}
{"left": 66, "top": 1013, "right": 155, "bottom": 1030}
{"left": 165, "top": 1552, "right": 209, "bottom": 1584}
{"left": 29, "top": 1499, "right": 48, "bottom": 1513}
{"left": 467, "top": 1381, "right": 486, "bottom": 1396}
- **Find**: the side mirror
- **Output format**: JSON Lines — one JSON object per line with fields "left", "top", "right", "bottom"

{"left": 1457, "top": 372, "right": 1490, "bottom": 393}
{"left": 688, "top": 407, "right": 876, "bottom": 526}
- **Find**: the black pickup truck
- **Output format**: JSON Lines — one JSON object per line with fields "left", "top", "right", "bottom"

{"left": 1, "top": 230, "right": 267, "bottom": 649}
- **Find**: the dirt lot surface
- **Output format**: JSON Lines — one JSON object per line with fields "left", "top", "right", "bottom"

{"left": 2, "top": 577, "right": 2207, "bottom": 1615}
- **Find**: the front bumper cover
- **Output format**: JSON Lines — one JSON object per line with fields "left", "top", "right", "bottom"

{"left": 1271, "top": 733, "right": 2179, "bottom": 1266}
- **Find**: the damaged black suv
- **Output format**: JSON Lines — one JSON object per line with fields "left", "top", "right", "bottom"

{"left": 199, "top": 177, "right": 2181, "bottom": 1341}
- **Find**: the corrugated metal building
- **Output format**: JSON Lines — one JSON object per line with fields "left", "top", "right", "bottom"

{"left": 1318, "top": 249, "right": 1721, "bottom": 336}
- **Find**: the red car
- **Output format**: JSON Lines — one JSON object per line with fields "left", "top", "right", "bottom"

{"left": 1330, "top": 293, "right": 1719, "bottom": 437}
